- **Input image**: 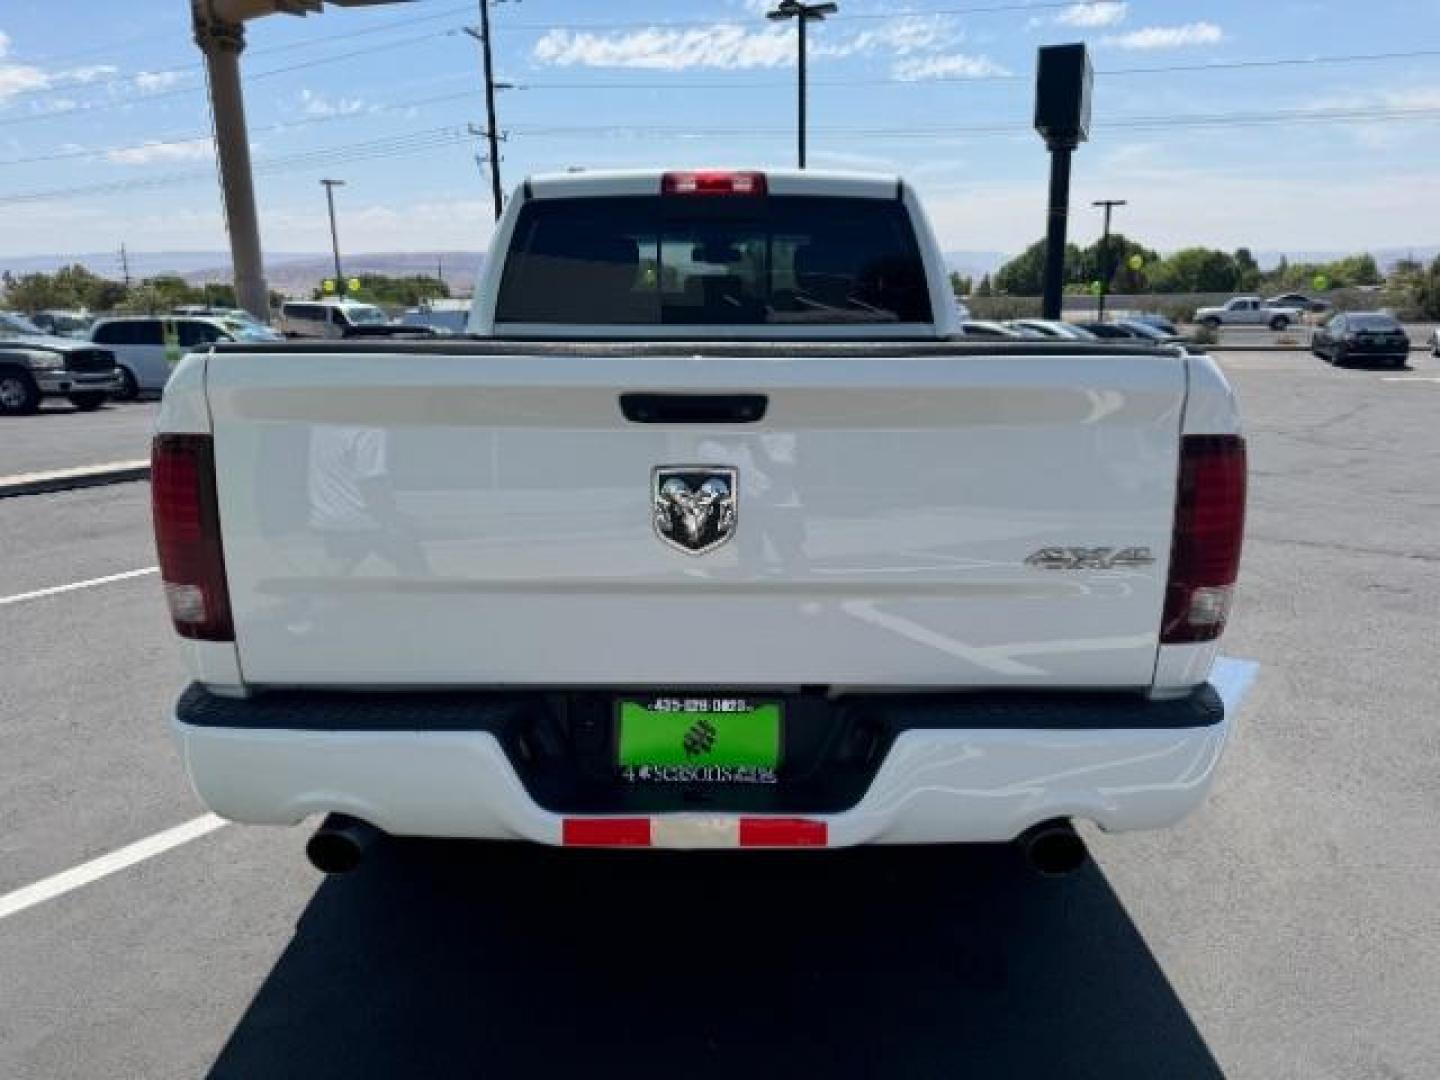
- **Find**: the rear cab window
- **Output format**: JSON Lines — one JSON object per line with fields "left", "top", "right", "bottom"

{"left": 495, "top": 195, "right": 932, "bottom": 327}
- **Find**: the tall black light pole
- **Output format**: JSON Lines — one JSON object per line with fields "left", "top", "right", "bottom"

{"left": 320, "top": 178, "right": 346, "bottom": 293}
{"left": 1033, "top": 43, "right": 1093, "bottom": 320}
{"left": 1092, "top": 198, "right": 1126, "bottom": 322}
{"left": 766, "top": 0, "right": 837, "bottom": 169}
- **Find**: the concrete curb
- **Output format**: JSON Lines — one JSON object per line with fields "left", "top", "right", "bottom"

{"left": 0, "top": 460, "right": 150, "bottom": 499}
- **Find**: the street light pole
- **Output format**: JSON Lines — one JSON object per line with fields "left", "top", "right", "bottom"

{"left": 766, "top": 0, "right": 837, "bottom": 169}
{"left": 1092, "top": 199, "right": 1126, "bottom": 322}
{"left": 321, "top": 178, "right": 346, "bottom": 293}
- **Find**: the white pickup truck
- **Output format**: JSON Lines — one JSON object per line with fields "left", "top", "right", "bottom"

{"left": 1195, "top": 295, "right": 1304, "bottom": 330}
{"left": 156, "top": 169, "right": 1246, "bottom": 873}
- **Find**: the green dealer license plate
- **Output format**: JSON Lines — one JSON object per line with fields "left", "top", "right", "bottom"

{"left": 617, "top": 697, "right": 781, "bottom": 784}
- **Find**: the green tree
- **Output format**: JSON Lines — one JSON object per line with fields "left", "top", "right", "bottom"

{"left": 1233, "top": 248, "right": 1261, "bottom": 292}
{"left": 1, "top": 272, "right": 81, "bottom": 313}
{"left": 993, "top": 239, "right": 1083, "bottom": 296}
{"left": 975, "top": 273, "right": 994, "bottom": 298}
{"left": 1151, "top": 248, "right": 1242, "bottom": 293}
{"left": 948, "top": 271, "right": 973, "bottom": 297}
{"left": 316, "top": 273, "right": 450, "bottom": 306}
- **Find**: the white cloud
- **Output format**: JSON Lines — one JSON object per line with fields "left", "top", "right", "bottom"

{"left": 1056, "top": 2, "right": 1128, "bottom": 28}
{"left": 1103, "top": 22, "right": 1224, "bottom": 49}
{"left": 135, "top": 70, "right": 184, "bottom": 92}
{"left": 532, "top": 15, "right": 968, "bottom": 72}
{"left": 299, "top": 88, "right": 366, "bottom": 117}
{"left": 817, "top": 16, "right": 961, "bottom": 59}
{"left": 533, "top": 25, "right": 794, "bottom": 70}
{"left": 0, "top": 27, "right": 48, "bottom": 103}
{"left": 0, "top": 31, "right": 119, "bottom": 103}
{"left": 106, "top": 139, "right": 214, "bottom": 165}
{"left": 892, "top": 54, "right": 1010, "bottom": 82}
{"left": 56, "top": 64, "right": 117, "bottom": 85}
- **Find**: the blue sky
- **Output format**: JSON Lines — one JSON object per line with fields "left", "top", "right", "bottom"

{"left": 0, "top": 0, "right": 1438, "bottom": 258}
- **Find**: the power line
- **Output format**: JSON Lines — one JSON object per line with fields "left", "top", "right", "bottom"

{"left": 509, "top": 48, "right": 1440, "bottom": 89}
{"left": 10, "top": 40, "right": 1440, "bottom": 167}
{"left": 5, "top": 103, "right": 1438, "bottom": 207}
{"left": 0, "top": 128, "right": 474, "bottom": 206}
{"left": 4, "top": 101, "right": 1438, "bottom": 175}
{"left": 0, "top": 29, "right": 459, "bottom": 126}
{"left": 0, "top": 87, "right": 481, "bottom": 167}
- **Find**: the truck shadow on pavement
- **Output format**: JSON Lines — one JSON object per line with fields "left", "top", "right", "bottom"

{"left": 208, "top": 839, "right": 1221, "bottom": 1080}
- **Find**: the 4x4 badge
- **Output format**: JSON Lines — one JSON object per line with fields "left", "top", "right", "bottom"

{"left": 1025, "top": 546, "right": 1156, "bottom": 570}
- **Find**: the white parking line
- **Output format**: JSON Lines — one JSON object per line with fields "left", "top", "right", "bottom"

{"left": 1381, "top": 376, "right": 1440, "bottom": 383}
{"left": 0, "top": 814, "right": 228, "bottom": 922}
{"left": 0, "top": 566, "right": 158, "bottom": 608}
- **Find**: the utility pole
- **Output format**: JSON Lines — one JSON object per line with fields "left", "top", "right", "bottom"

{"left": 320, "top": 178, "right": 346, "bottom": 294}
{"left": 766, "top": 0, "right": 837, "bottom": 169}
{"left": 119, "top": 244, "right": 132, "bottom": 289}
{"left": 1092, "top": 199, "right": 1126, "bottom": 322}
{"left": 463, "top": 2, "right": 506, "bottom": 221}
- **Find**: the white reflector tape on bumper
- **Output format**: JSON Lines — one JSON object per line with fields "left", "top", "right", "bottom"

{"left": 562, "top": 817, "right": 828, "bottom": 849}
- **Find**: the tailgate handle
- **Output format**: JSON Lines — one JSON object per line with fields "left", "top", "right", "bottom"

{"left": 620, "top": 393, "right": 768, "bottom": 424}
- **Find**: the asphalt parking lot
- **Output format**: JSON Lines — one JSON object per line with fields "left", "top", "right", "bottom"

{"left": 7, "top": 399, "right": 158, "bottom": 477}
{"left": 1, "top": 348, "right": 1437, "bottom": 1079}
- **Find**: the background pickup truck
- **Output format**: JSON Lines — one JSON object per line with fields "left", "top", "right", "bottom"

{"left": 0, "top": 311, "right": 120, "bottom": 415}
{"left": 156, "top": 169, "right": 1247, "bottom": 870}
{"left": 1195, "top": 295, "right": 1304, "bottom": 330}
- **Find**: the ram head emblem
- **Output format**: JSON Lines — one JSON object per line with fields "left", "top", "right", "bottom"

{"left": 652, "top": 467, "right": 738, "bottom": 554}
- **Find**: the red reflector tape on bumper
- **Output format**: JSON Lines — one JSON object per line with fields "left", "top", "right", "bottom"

{"left": 562, "top": 818, "right": 651, "bottom": 847}
{"left": 739, "top": 818, "right": 828, "bottom": 847}
{"left": 562, "top": 817, "right": 828, "bottom": 849}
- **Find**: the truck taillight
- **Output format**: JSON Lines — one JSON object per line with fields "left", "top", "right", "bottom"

{"left": 661, "top": 170, "right": 767, "bottom": 196}
{"left": 152, "top": 433, "right": 233, "bottom": 642}
{"left": 1161, "top": 435, "right": 1247, "bottom": 644}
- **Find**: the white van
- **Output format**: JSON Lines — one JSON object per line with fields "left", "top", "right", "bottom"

{"left": 89, "top": 316, "right": 240, "bottom": 399}
{"left": 277, "top": 299, "right": 390, "bottom": 339}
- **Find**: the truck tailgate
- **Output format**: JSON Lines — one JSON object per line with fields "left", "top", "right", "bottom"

{"left": 206, "top": 347, "right": 1185, "bottom": 689}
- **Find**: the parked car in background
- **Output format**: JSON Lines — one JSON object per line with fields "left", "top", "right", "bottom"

{"left": 30, "top": 309, "right": 95, "bottom": 338}
{"left": 1115, "top": 319, "right": 1185, "bottom": 344}
{"left": 218, "top": 318, "right": 285, "bottom": 343}
{"left": 173, "top": 305, "right": 270, "bottom": 328}
{"left": 400, "top": 298, "right": 471, "bottom": 335}
{"left": 1267, "top": 293, "right": 1330, "bottom": 314}
{"left": 1195, "top": 296, "right": 1304, "bottom": 330}
{"left": 1311, "top": 313, "right": 1410, "bottom": 367}
{"left": 90, "top": 315, "right": 254, "bottom": 399}
{"left": 1007, "top": 319, "right": 1097, "bottom": 341}
{"left": 958, "top": 320, "right": 1022, "bottom": 339}
{"left": 1076, "top": 320, "right": 1148, "bottom": 340}
{"left": 0, "top": 311, "right": 119, "bottom": 414}
{"left": 277, "top": 298, "right": 391, "bottom": 339}
{"left": 1128, "top": 313, "right": 1179, "bottom": 336}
